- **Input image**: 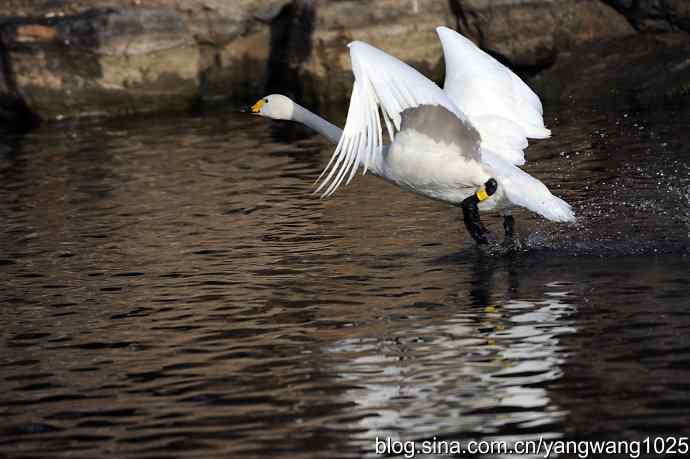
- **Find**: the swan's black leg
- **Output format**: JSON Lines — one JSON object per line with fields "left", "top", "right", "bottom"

{"left": 461, "top": 178, "right": 497, "bottom": 245}
{"left": 462, "top": 199, "right": 489, "bottom": 244}
{"left": 503, "top": 214, "right": 515, "bottom": 240}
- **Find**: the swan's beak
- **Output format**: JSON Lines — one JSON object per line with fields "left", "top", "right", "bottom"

{"left": 242, "top": 99, "right": 264, "bottom": 115}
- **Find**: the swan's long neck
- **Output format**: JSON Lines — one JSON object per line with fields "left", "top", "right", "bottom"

{"left": 292, "top": 104, "right": 342, "bottom": 145}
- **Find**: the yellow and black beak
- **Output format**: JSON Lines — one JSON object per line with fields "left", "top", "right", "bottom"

{"left": 242, "top": 99, "right": 264, "bottom": 114}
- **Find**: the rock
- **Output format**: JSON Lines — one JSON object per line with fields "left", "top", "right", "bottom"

{"left": 451, "top": 0, "right": 635, "bottom": 69}
{"left": 268, "top": 0, "right": 635, "bottom": 107}
{"left": 532, "top": 33, "right": 690, "bottom": 109}
{"left": 0, "top": 0, "right": 681, "bottom": 124}
{"left": 266, "top": 0, "right": 457, "bottom": 106}
{"left": 1, "top": 8, "right": 201, "bottom": 119}
{"left": 0, "top": 1, "right": 289, "bottom": 38}
{"left": 0, "top": 1, "right": 291, "bottom": 122}
{"left": 605, "top": 0, "right": 690, "bottom": 33}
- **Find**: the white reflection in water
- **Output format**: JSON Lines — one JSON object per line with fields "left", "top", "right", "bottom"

{"left": 324, "top": 278, "right": 576, "bottom": 449}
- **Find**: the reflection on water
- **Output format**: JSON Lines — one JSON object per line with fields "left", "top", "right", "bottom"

{"left": 331, "top": 272, "right": 575, "bottom": 449}
{"left": 0, "top": 105, "right": 689, "bottom": 458}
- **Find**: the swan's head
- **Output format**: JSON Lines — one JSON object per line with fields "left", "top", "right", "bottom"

{"left": 246, "top": 94, "right": 295, "bottom": 120}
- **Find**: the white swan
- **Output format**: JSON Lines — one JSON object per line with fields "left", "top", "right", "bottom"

{"left": 246, "top": 27, "right": 574, "bottom": 244}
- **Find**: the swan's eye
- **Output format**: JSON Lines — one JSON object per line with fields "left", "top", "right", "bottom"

{"left": 264, "top": 99, "right": 269, "bottom": 104}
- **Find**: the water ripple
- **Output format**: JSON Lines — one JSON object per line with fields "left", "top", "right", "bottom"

{"left": 1, "top": 107, "right": 689, "bottom": 458}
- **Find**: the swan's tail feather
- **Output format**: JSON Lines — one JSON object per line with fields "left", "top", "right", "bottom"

{"left": 536, "top": 194, "right": 576, "bottom": 223}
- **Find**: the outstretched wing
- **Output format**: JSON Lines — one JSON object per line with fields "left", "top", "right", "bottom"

{"left": 315, "top": 41, "right": 464, "bottom": 197}
{"left": 436, "top": 26, "right": 550, "bottom": 166}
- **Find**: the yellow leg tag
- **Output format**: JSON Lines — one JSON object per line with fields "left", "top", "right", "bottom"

{"left": 476, "top": 187, "right": 489, "bottom": 202}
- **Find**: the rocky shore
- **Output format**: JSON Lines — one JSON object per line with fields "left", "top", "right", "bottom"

{"left": 0, "top": 0, "right": 688, "bottom": 125}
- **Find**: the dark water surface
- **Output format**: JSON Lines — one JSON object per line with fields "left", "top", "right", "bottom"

{"left": 1, "top": 103, "right": 689, "bottom": 458}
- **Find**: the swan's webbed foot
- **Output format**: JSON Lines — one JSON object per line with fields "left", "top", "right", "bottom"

{"left": 462, "top": 178, "right": 497, "bottom": 245}
{"left": 504, "top": 214, "right": 515, "bottom": 239}
{"left": 501, "top": 213, "right": 516, "bottom": 249}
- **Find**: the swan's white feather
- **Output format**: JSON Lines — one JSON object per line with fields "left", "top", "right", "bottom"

{"left": 483, "top": 150, "right": 575, "bottom": 222}
{"left": 436, "top": 26, "right": 550, "bottom": 166}
{"left": 311, "top": 38, "right": 574, "bottom": 223}
{"left": 315, "top": 41, "right": 464, "bottom": 197}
